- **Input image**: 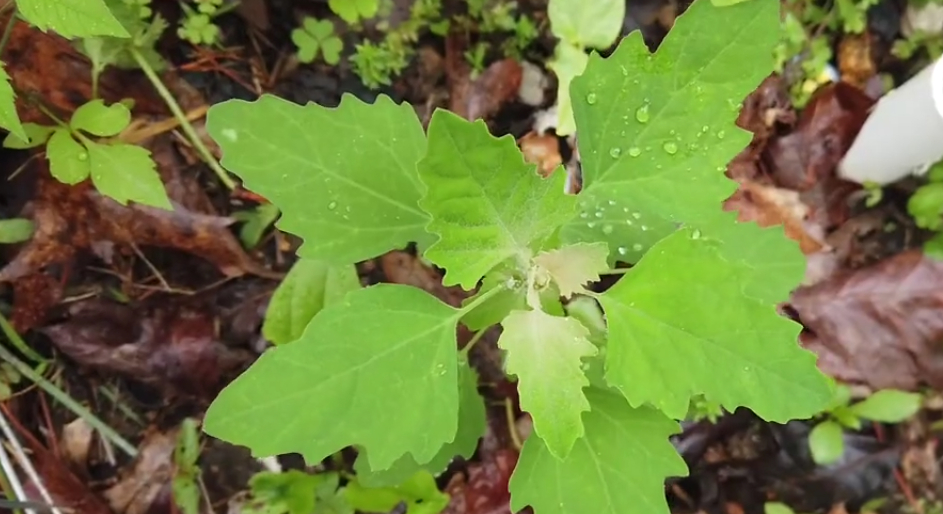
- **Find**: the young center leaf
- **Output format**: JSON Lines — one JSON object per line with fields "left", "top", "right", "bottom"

{"left": 499, "top": 310, "right": 596, "bottom": 459}
{"left": 204, "top": 284, "right": 464, "bottom": 470}
{"left": 17, "top": 0, "right": 130, "bottom": 39}
{"left": 262, "top": 258, "right": 361, "bottom": 345}
{"left": 353, "top": 360, "right": 486, "bottom": 488}
{"left": 509, "top": 388, "right": 687, "bottom": 514}
{"left": 206, "top": 94, "right": 433, "bottom": 265}
{"left": 560, "top": 0, "right": 779, "bottom": 262}
{"left": 418, "top": 110, "right": 577, "bottom": 290}
{"left": 533, "top": 242, "right": 609, "bottom": 298}
{"left": 598, "top": 228, "right": 832, "bottom": 421}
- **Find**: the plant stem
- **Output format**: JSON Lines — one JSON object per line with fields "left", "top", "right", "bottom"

{"left": 0, "top": 8, "right": 17, "bottom": 59}
{"left": 0, "top": 313, "right": 45, "bottom": 364}
{"left": 129, "top": 47, "right": 236, "bottom": 190}
{"left": 599, "top": 268, "right": 631, "bottom": 275}
{"left": 459, "top": 328, "right": 488, "bottom": 357}
{"left": 0, "top": 312, "right": 138, "bottom": 457}
{"left": 456, "top": 283, "right": 506, "bottom": 316}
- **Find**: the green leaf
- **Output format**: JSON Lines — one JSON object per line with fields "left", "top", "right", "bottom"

{"left": 354, "top": 360, "right": 485, "bottom": 487}
{"left": 207, "top": 94, "right": 432, "bottom": 264}
{"left": 547, "top": 43, "right": 588, "bottom": 137}
{"left": 849, "top": 389, "right": 923, "bottom": 423}
{"left": 830, "top": 405, "right": 861, "bottom": 430}
{"left": 85, "top": 142, "right": 172, "bottom": 210}
{"left": 499, "top": 309, "right": 596, "bottom": 459}
{"left": 0, "top": 218, "right": 34, "bottom": 244}
{"left": 232, "top": 203, "right": 281, "bottom": 248}
{"left": 249, "top": 470, "right": 324, "bottom": 514}
{"left": 909, "top": 183, "right": 943, "bottom": 230}
{"left": 562, "top": 0, "right": 779, "bottom": 260}
{"left": 0, "top": 63, "right": 24, "bottom": 141}
{"left": 46, "top": 129, "right": 90, "bottom": 184}
{"left": 262, "top": 258, "right": 361, "bottom": 345}
{"left": 598, "top": 228, "right": 832, "bottom": 421}
{"left": 711, "top": 0, "right": 754, "bottom": 5}
{"left": 17, "top": 0, "right": 130, "bottom": 38}
{"left": 328, "top": 0, "right": 378, "bottom": 23}
{"left": 509, "top": 388, "right": 687, "bottom": 514}
{"left": 70, "top": 99, "right": 131, "bottom": 137}
{"left": 809, "top": 420, "right": 844, "bottom": 464}
{"left": 418, "top": 110, "right": 577, "bottom": 290}
{"left": 548, "top": 0, "right": 624, "bottom": 48}
{"left": 764, "top": 503, "right": 796, "bottom": 514}
{"left": 345, "top": 470, "right": 449, "bottom": 514}
{"left": 534, "top": 242, "right": 608, "bottom": 298}
{"left": 4, "top": 123, "right": 54, "bottom": 149}
{"left": 204, "top": 284, "right": 463, "bottom": 470}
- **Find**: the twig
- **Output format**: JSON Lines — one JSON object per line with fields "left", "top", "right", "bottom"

{"left": 0, "top": 409, "right": 62, "bottom": 514}
{"left": 0, "top": 312, "right": 137, "bottom": 457}
{"left": 129, "top": 48, "right": 236, "bottom": 190}
{"left": 0, "top": 437, "right": 28, "bottom": 514}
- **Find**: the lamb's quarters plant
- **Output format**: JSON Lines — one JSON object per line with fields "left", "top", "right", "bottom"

{"left": 2, "top": 99, "right": 172, "bottom": 209}
{"left": 202, "top": 1, "right": 833, "bottom": 512}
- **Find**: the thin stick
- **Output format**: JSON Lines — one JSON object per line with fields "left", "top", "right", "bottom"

{"left": 130, "top": 48, "right": 236, "bottom": 190}
{"left": 0, "top": 410, "right": 62, "bottom": 514}
{"left": 0, "top": 313, "right": 137, "bottom": 457}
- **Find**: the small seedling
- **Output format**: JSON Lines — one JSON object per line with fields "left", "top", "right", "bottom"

{"left": 292, "top": 18, "right": 344, "bottom": 65}
{"left": 2, "top": 99, "right": 172, "bottom": 210}
{"left": 232, "top": 203, "right": 281, "bottom": 248}
{"left": 178, "top": 4, "right": 221, "bottom": 46}
{"left": 172, "top": 418, "right": 203, "bottom": 514}
{"left": 808, "top": 384, "right": 922, "bottom": 464}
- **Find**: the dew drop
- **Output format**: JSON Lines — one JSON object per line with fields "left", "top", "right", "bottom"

{"left": 663, "top": 142, "right": 678, "bottom": 155}
{"left": 580, "top": 211, "right": 589, "bottom": 219}
{"left": 691, "top": 229, "right": 702, "bottom": 239}
{"left": 631, "top": 212, "right": 641, "bottom": 219}
{"left": 586, "top": 92, "right": 598, "bottom": 105}
{"left": 602, "top": 225, "right": 614, "bottom": 235}
{"left": 327, "top": 201, "right": 338, "bottom": 211}
{"left": 625, "top": 219, "right": 633, "bottom": 225}
{"left": 617, "top": 246, "right": 628, "bottom": 256}
{"left": 632, "top": 243, "right": 643, "bottom": 251}
{"left": 607, "top": 199, "right": 617, "bottom": 206}
{"left": 587, "top": 222, "right": 597, "bottom": 228}
{"left": 635, "top": 104, "right": 650, "bottom": 123}
{"left": 628, "top": 146, "right": 641, "bottom": 157}
{"left": 701, "top": 125, "right": 709, "bottom": 133}
{"left": 622, "top": 207, "right": 630, "bottom": 213}
{"left": 716, "top": 130, "right": 726, "bottom": 139}
{"left": 641, "top": 225, "right": 649, "bottom": 231}
{"left": 78, "top": 152, "right": 88, "bottom": 161}
{"left": 594, "top": 211, "right": 604, "bottom": 218}
{"left": 609, "top": 147, "right": 621, "bottom": 158}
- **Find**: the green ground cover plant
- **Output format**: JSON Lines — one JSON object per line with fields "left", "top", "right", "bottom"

{"left": 199, "top": 0, "right": 834, "bottom": 512}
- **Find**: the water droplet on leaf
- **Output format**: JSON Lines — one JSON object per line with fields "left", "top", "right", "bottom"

{"left": 632, "top": 243, "right": 643, "bottom": 251}
{"left": 631, "top": 212, "right": 641, "bottom": 219}
{"left": 609, "top": 147, "right": 621, "bottom": 158}
{"left": 716, "top": 130, "right": 725, "bottom": 139}
{"left": 635, "top": 104, "right": 650, "bottom": 123}
{"left": 628, "top": 147, "right": 641, "bottom": 157}
{"left": 327, "top": 201, "right": 338, "bottom": 211}
{"left": 586, "top": 92, "right": 598, "bottom": 105}
{"left": 663, "top": 142, "right": 678, "bottom": 155}
{"left": 602, "top": 224, "right": 613, "bottom": 234}
{"left": 617, "top": 246, "right": 628, "bottom": 256}
{"left": 691, "top": 229, "right": 702, "bottom": 239}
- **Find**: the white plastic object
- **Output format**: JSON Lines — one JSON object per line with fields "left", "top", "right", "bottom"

{"left": 838, "top": 55, "right": 943, "bottom": 185}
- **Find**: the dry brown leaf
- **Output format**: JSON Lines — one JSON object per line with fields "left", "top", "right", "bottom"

{"left": 519, "top": 131, "right": 562, "bottom": 177}
{"left": 41, "top": 297, "right": 252, "bottom": 400}
{"left": 790, "top": 250, "right": 943, "bottom": 390}
{"left": 104, "top": 427, "right": 178, "bottom": 514}
{"left": 724, "top": 181, "right": 826, "bottom": 254}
